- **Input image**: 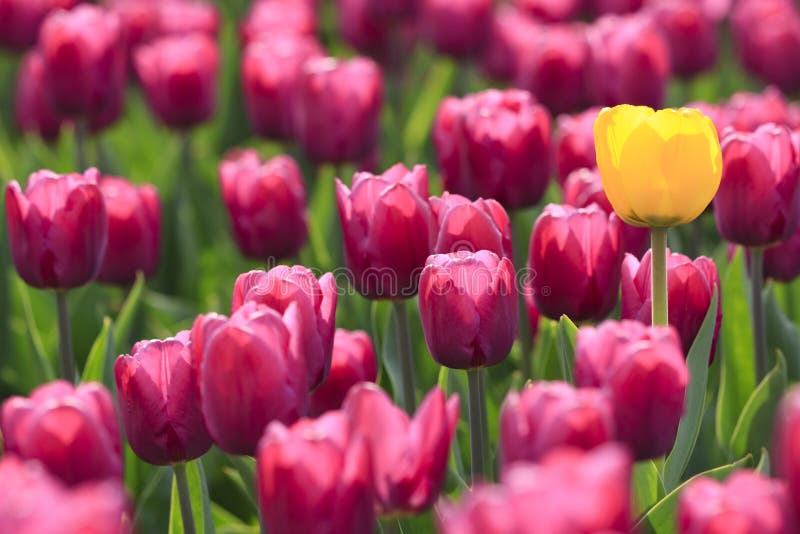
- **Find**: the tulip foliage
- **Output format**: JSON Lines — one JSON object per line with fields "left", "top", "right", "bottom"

{"left": 4, "top": 1, "right": 800, "bottom": 534}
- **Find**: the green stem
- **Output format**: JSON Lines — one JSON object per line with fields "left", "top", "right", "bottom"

{"left": 379, "top": 518, "right": 403, "bottom": 534}
{"left": 467, "top": 368, "right": 486, "bottom": 484}
{"left": 511, "top": 212, "right": 533, "bottom": 378}
{"left": 55, "top": 291, "right": 75, "bottom": 384}
{"left": 75, "top": 118, "right": 88, "bottom": 170}
{"left": 173, "top": 463, "right": 197, "bottom": 534}
{"left": 749, "top": 247, "right": 769, "bottom": 382}
{"left": 478, "top": 368, "right": 492, "bottom": 481}
{"left": 392, "top": 299, "right": 416, "bottom": 413}
{"left": 651, "top": 228, "right": 669, "bottom": 326}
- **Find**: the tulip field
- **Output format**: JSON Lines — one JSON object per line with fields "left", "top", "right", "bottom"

{"left": 4, "top": 0, "right": 800, "bottom": 532}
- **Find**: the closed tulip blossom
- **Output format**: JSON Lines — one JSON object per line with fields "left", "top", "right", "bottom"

{"left": 155, "top": 0, "right": 219, "bottom": 38}
{"left": 555, "top": 107, "right": 601, "bottom": 185}
{"left": 433, "top": 89, "right": 552, "bottom": 210}
{"left": 418, "top": 251, "right": 518, "bottom": 370}
{"left": 594, "top": 105, "right": 722, "bottom": 228}
{"left": 240, "top": 0, "right": 317, "bottom": 45}
{"left": 621, "top": 249, "right": 721, "bottom": 360}
{"left": 430, "top": 192, "right": 512, "bottom": 258}
{"left": 563, "top": 168, "right": 650, "bottom": 257}
{"left": 295, "top": 57, "right": 383, "bottom": 164}
{"left": 97, "top": 176, "right": 160, "bottom": 285}
{"left": 513, "top": 24, "right": 590, "bottom": 115}
{"left": 678, "top": 470, "right": 793, "bottom": 534}
{"left": 257, "top": 411, "right": 374, "bottom": 534}
{"left": 309, "top": 329, "right": 377, "bottom": 416}
{"left": 499, "top": 381, "right": 615, "bottom": 467}
{"left": 231, "top": 266, "right": 337, "bottom": 391}
{"left": 219, "top": 150, "right": 308, "bottom": 261}
{"left": 715, "top": 124, "right": 800, "bottom": 247}
{"left": 134, "top": 33, "right": 219, "bottom": 130}
{"left": 575, "top": 320, "right": 689, "bottom": 460}
{"left": 512, "top": 0, "right": 581, "bottom": 22}
{"left": 588, "top": 0, "right": 643, "bottom": 15}
{"left": 39, "top": 5, "right": 126, "bottom": 118}
{"left": 241, "top": 35, "right": 324, "bottom": 140}
{"left": 114, "top": 331, "right": 211, "bottom": 465}
{"left": 191, "top": 302, "right": 307, "bottom": 456}
{"left": 479, "top": 5, "right": 537, "bottom": 82}
{"left": 586, "top": 14, "right": 670, "bottom": 109}
{"left": 0, "top": 457, "right": 130, "bottom": 534}
{"left": 336, "top": 0, "right": 418, "bottom": 63}
{"left": 336, "top": 164, "right": 435, "bottom": 299}
{"left": 725, "top": 87, "right": 796, "bottom": 133}
{"left": 420, "top": 0, "right": 492, "bottom": 58}
{"left": 106, "top": 0, "right": 160, "bottom": 65}
{"left": 528, "top": 203, "right": 623, "bottom": 322}
{"left": 650, "top": 0, "right": 718, "bottom": 78}
{"left": 343, "top": 384, "right": 459, "bottom": 514}
{"left": 0, "top": 0, "right": 79, "bottom": 51}
{"left": 5, "top": 168, "right": 107, "bottom": 289}
{"left": 1, "top": 380, "right": 122, "bottom": 485}
{"left": 440, "top": 444, "right": 633, "bottom": 533}
{"left": 762, "top": 227, "right": 800, "bottom": 283}
{"left": 774, "top": 386, "right": 800, "bottom": 514}
{"left": 14, "top": 51, "right": 63, "bottom": 142}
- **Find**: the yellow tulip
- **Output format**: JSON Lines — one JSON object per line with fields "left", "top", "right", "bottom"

{"left": 593, "top": 105, "right": 722, "bottom": 228}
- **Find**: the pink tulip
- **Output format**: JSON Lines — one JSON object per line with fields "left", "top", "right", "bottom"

{"left": 554, "top": 108, "right": 601, "bottom": 185}
{"left": 0, "top": 0, "right": 79, "bottom": 51}
{"left": 420, "top": 0, "right": 492, "bottom": 58}
{"left": 240, "top": 0, "right": 317, "bottom": 45}
{"left": 774, "top": 386, "right": 800, "bottom": 515}
{"left": 430, "top": 192, "right": 512, "bottom": 258}
{"left": 649, "top": 0, "right": 718, "bottom": 78}
{"left": 14, "top": 51, "right": 63, "bottom": 142}
{"left": 512, "top": 0, "right": 581, "bottom": 22}
{"left": 155, "top": 0, "right": 219, "bottom": 38}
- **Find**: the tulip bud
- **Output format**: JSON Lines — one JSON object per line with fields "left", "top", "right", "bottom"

{"left": 343, "top": 383, "right": 459, "bottom": 514}
{"left": 134, "top": 33, "right": 218, "bottom": 130}
{"left": 430, "top": 192, "right": 512, "bottom": 258}
{"left": 479, "top": 5, "right": 536, "bottom": 82}
{"left": 513, "top": 24, "right": 590, "bottom": 114}
{"left": 586, "top": 14, "right": 670, "bottom": 109}
{"left": 419, "top": 251, "right": 518, "bottom": 369}
{"left": 774, "top": 386, "right": 800, "bottom": 514}
{"left": 115, "top": 331, "right": 212, "bottom": 465}
{"left": 762, "top": 226, "right": 800, "bottom": 283}
{"left": 241, "top": 35, "right": 324, "bottom": 140}
{"left": 231, "top": 266, "right": 337, "bottom": 391}
{"left": 192, "top": 303, "right": 307, "bottom": 456}
{"left": 309, "top": 329, "right": 377, "bottom": 416}
{"left": 555, "top": 107, "right": 600, "bottom": 184}
{"left": 440, "top": 444, "right": 633, "bottom": 533}
{"left": 97, "top": 176, "right": 160, "bottom": 285}
{"left": 5, "top": 168, "right": 107, "bottom": 289}
{"left": 420, "top": 0, "right": 492, "bottom": 58}
{"left": 0, "top": 457, "right": 131, "bottom": 534}
{"left": 240, "top": 0, "right": 317, "bottom": 45}
{"left": 715, "top": 124, "right": 800, "bottom": 247}
{"left": 336, "top": 0, "right": 417, "bottom": 62}
{"left": 528, "top": 204, "right": 622, "bottom": 322}
{"left": 336, "top": 164, "right": 436, "bottom": 299}
{"left": 731, "top": 0, "right": 800, "bottom": 94}
{"left": 1, "top": 380, "right": 122, "bottom": 485}
{"left": 14, "top": 51, "right": 63, "bottom": 142}
{"left": 650, "top": 1, "right": 718, "bottom": 78}
{"left": 257, "top": 411, "right": 374, "bottom": 534}
{"left": 219, "top": 150, "right": 308, "bottom": 261}
{"left": 512, "top": 0, "right": 581, "bottom": 21}
{"left": 156, "top": 0, "right": 219, "bottom": 38}
{"left": 433, "top": 89, "right": 552, "bottom": 210}
{"left": 499, "top": 381, "right": 615, "bottom": 467}
{"left": 594, "top": 105, "right": 722, "bottom": 227}
{"left": 575, "top": 320, "right": 689, "bottom": 459}
{"left": 621, "top": 249, "right": 721, "bottom": 361}
{"left": 678, "top": 470, "right": 793, "bottom": 534}
{"left": 563, "top": 168, "right": 650, "bottom": 257}
{"left": 295, "top": 57, "right": 383, "bottom": 164}
{"left": 40, "top": 5, "right": 126, "bottom": 118}
{"left": 726, "top": 87, "right": 796, "bottom": 133}
{"left": 0, "top": 0, "right": 79, "bottom": 51}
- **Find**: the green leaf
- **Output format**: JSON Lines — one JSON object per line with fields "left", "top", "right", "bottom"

{"left": 114, "top": 272, "right": 145, "bottom": 355}
{"left": 402, "top": 58, "right": 456, "bottom": 162}
{"left": 376, "top": 300, "right": 410, "bottom": 409}
{"left": 716, "top": 249, "right": 756, "bottom": 452}
{"left": 532, "top": 319, "right": 560, "bottom": 381}
{"left": 555, "top": 315, "right": 578, "bottom": 383}
{"left": 228, "top": 456, "right": 257, "bottom": 505}
{"left": 169, "top": 460, "right": 215, "bottom": 534}
{"left": 15, "top": 278, "right": 55, "bottom": 382}
{"left": 765, "top": 285, "right": 800, "bottom": 381}
{"left": 663, "top": 290, "right": 718, "bottom": 491}
{"left": 632, "top": 460, "right": 664, "bottom": 517}
{"left": 636, "top": 455, "right": 752, "bottom": 534}
{"left": 756, "top": 448, "right": 771, "bottom": 476}
{"left": 729, "top": 351, "right": 787, "bottom": 459}
{"left": 81, "top": 317, "right": 113, "bottom": 385}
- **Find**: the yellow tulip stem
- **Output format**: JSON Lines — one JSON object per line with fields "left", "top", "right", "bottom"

{"left": 749, "top": 247, "right": 769, "bottom": 382}
{"left": 651, "top": 228, "right": 669, "bottom": 327}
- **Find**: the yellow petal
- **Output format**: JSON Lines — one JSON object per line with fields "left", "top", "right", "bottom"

{"left": 594, "top": 105, "right": 655, "bottom": 225}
